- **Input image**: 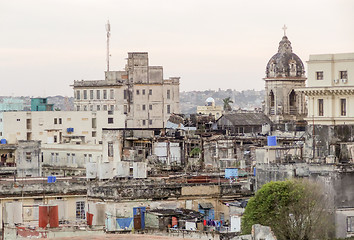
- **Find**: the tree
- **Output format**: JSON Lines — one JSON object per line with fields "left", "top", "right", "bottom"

{"left": 222, "top": 97, "right": 233, "bottom": 112}
{"left": 242, "top": 179, "right": 334, "bottom": 240}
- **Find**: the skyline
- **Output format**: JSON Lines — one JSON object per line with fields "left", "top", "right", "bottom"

{"left": 1, "top": 0, "right": 354, "bottom": 97}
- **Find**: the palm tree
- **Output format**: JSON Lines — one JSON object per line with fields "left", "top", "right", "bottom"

{"left": 223, "top": 97, "right": 233, "bottom": 112}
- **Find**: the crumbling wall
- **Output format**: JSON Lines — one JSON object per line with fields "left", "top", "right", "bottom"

{"left": 304, "top": 125, "right": 354, "bottom": 163}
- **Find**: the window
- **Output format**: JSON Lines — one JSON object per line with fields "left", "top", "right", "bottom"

{"left": 51, "top": 153, "right": 55, "bottom": 164}
{"left": 97, "top": 105, "right": 101, "bottom": 111}
{"left": 110, "top": 89, "right": 114, "bottom": 99}
{"left": 316, "top": 71, "right": 323, "bottom": 80}
{"left": 59, "top": 118, "right": 62, "bottom": 124}
{"left": 90, "top": 105, "right": 93, "bottom": 111}
{"left": 84, "top": 154, "right": 87, "bottom": 163}
{"left": 124, "top": 105, "right": 128, "bottom": 114}
{"left": 83, "top": 90, "right": 87, "bottom": 99}
{"left": 136, "top": 90, "right": 140, "bottom": 95}
{"left": 318, "top": 99, "right": 324, "bottom": 116}
{"left": 96, "top": 90, "right": 100, "bottom": 99}
{"left": 167, "top": 105, "right": 171, "bottom": 114}
{"left": 149, "top": 120, "right": 152, "bottom": 125}
{"left": 142, "top": 89, "right": 146, "bottom": 95}
{"left": 142, "top": 120, "right": 146, "bottom": 126}
{"left": 149, "top": 104, "right": 152, "bottom": 110}
{"left": 76, "top": 90, "right": 81, "bottom": 100}
{"left": 142, "top": 105, "right": 146, "bottom": 111}
{"left": 54, "top": 118, "right": 57, "bottom": 124}
{"left": 17, "top": 119, "right": 20, "bottom": 122}
{"left": 167, "top": 89, "right": 170, "bottom": 99}
{"left": 110, "top": 105, "right": 114, "bottom": 111}
{"left": 72, "top": 154, "right": 76, "bottom": 164}
{"left": 26, "top": 152, "right": 31, "bottom": 162}
{"left": 103, "top": 105, "right": 107, "bottom": 111}
{"left": 92, "top": 131, "right": 96, "bottom": 137}
{"left": 108, "top": 118, "right": 114, "bottom": 124}
{"left": 124, "top": 90, "right": 127, "bottom": 99}
{"left": 149, "top": 89, "right": 152, "bottom": 95}
{"left": 0, "top": 132, "right": 2, "bottom": 136}
{"left": 90, "top": 90, "right": 94, "bottom": 99}
{"left": 103, "top": 90, "right": 107, "bottom": 99}
{"left": 89, "top": 154, "right": 92, "bottom": 162}
{"left": 341, "top": 99, "right": 346, "bottom": 116}
{"left": 347, "top": 216, "right": 354, "bottom": 232}
{"left": 76, "top": 201, "right": 85, "bottom": 220}
{"left": 54, "top": 135, "right": 57, "bottom": 143}
{"left": 340, "top": 71, "right": 348, "bottom": 79}
{"left": 76, "top": 106, "right": 80, "bottom": 111}
{"left": 83, "top": 105, "right": 87, "bottom": 111}
{"left": 108, "top": 142, "right": 114, "bottom": 157}
{"left": 67, "top": 153, "right": 70, "bottom": 163}
{"left": 55, "top": 153, "right": 59, "bottom": 163}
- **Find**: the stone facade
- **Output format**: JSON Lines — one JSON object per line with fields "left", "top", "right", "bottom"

{"left": 73, "top": 52, "right": 180, "bottom": 128}
{"left": 298, "top": 53, "right": 354, "bottom": 125}
{"left": 264, "top": 35, "right": 307, "bottom": 123}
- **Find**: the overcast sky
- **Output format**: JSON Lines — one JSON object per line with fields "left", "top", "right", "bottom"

{"left": 1, "top": 0, "right": 354, "bottom": 97}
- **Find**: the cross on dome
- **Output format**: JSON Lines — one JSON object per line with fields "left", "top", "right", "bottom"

{"left": 282, "top": 24, "right": 287, "bottom": 36}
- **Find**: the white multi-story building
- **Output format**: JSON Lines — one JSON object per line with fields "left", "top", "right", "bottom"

{"left": 0, "top": 111, "right": 125, "bottom": 144}
{"left": 0, "top": 110, "right": 125, "bottom": 176}
{"left": 299, "top": 53, "right": 354, "bottom": 125}
{"left": 73, "top": 52, "right": 180, "bottom": 128}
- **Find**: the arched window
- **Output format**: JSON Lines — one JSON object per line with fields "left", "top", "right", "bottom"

{"left": 269, "top": 91, "right": 275, "bottom": 107}
{"left": 289, "top": 90, "right": 296, "bottom": 107}
{"left": 269, "top": 91, "right": 275, "bottom": 115}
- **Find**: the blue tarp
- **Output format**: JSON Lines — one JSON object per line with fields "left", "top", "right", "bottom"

{"left": 47, "top": 176, "right": 56, "bottom": 183}
{"left": 225, "top": 168, "right": 238, "bottom": 179}
{"left": 267, "top": 136, "right": 277, "bottom": 146}
{"left": 116, "top": 218, "right": 133, "bottom": 230}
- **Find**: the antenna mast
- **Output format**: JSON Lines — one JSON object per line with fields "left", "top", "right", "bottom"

{"left": 106, "top": 20, "right": 111, "bottom": 71}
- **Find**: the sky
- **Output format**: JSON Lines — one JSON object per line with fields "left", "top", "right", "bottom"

{"left": 1, "top": 0, "right": 354, "bottom": 97}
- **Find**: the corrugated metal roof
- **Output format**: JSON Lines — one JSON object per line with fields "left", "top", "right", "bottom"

{"left": 220, "top": 113, "right": 271, "bottom": 126}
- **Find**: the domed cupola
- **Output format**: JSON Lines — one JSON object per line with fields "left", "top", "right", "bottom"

{"left": 263, "top": 26, "right": 307, "bottom": 124}
{"left": 265, "top": 35, "right": 305, "bottom": 78}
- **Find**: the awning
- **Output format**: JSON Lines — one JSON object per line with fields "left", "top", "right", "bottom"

{"left": 199, "top": 203, "right": 214, "bottom": 209}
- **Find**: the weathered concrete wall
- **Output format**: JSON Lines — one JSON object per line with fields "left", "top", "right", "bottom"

{"left": 304, "top": 125, "right": 354, "bottom": 162}
{"left": 182, "top": 185, "right": 219, "bottom": 196}
{"left": 88, "top": 181, "right": 246, "bottom": 201}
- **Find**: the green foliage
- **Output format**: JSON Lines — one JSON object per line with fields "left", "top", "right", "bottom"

{"left": 242, "top": 180, "right": 334, "bottom": 240}
{"left": 189, "top": 147, "right": 201, "bottom": 158}
{"left": 222, "top": 97, "right": 233, "bottom": 111}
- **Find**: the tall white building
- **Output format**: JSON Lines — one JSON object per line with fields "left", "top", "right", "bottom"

{"left": 299, "top": 53, "right": 354, "bottom": 125}
{"left": 73, "top": 52, "right": 180, "bottom": 128}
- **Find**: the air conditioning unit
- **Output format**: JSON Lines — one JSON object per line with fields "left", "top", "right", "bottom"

{"left": 333, "top": 79, "right": 339, "bottom": 84}
{"left": 342, "top": 78, "right": 348, "bottom": 83}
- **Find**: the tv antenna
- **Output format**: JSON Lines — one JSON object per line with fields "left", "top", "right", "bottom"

{"left": 106, "top": 20, "right": 111, "bottom": 71}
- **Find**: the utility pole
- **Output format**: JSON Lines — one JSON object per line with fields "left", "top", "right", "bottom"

{"left": 106, "top": 20, "right": 111, "bottom": 72}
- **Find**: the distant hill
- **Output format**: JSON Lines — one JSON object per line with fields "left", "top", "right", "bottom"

{"left": 1, "top": 89, "right": 264, "bottom": 114}
{"left": 180, "top": 89, "right": 265, "bottom": 114}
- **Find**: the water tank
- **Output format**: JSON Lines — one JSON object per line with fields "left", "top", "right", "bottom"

{"left": 267, "top": 136, "right": 277, "bottom": 146}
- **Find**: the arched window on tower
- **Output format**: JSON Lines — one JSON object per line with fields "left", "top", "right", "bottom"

{"left": 289, "top": 90, "right": 296, "bottom": 115}
{"left": 269, "top": 91, "right": 275, "bottom": 115}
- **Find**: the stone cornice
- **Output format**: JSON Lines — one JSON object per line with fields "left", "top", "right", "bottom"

{"left": 297, "top": 86, "right": 354, "bottom": 96}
